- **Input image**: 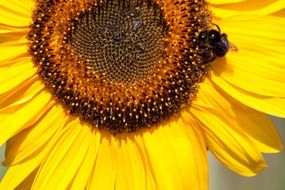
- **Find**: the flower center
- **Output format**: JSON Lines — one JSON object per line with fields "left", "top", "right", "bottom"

{"left": 68, "top": 1, "right": 168, "bottom": 83}
{"left": 29, "top": 0, "right": 212, "bottom": 133}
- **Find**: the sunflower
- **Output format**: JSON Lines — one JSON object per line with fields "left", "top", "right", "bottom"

{"left": 1, "top": 0, "right": 285, "bottom": 189}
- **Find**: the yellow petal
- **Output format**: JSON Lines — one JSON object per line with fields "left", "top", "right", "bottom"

{"left": 271, "top": 8, "right": 285, "bottom": 17}
{"left": 68, "top": 128, "right": 100, "bottom": 190}
{"left": 211, "top": 53, "right": 285, "bottom": 97}
{"left": 32, "top": 119, "right": 92, "bottom": 190}
{"left": 196, "top": 78, "right": 283, "bottom": 153}
{"left": 0, "top": 165, "right": 38, "bottom": 190}
{"left": 211, "top": 75, "right": 285, "bottom": 118}
{"left": 132, "top": 135, "right": 157, "bottom": 190}
{"left": 220, "top": 15, "right": 285, "bottom": 43}
{"left": 0, "top": 52, "right": 30, "bottom": 67}
{"left": 0, "top": 77, "right": 43, "bottom": 111}
{"left": 14, "top": 169, "right": 37, "bottom": 190}
{"left": 0, "top": 32, "right": 27, "bottom": 44}
{"left": 0, "top": 90, "right": 53, "bottom": 146}
{"left": 0, "top": 23, "right": 29, "bottom": 32}
{"left": 209, "top": 0, "right": 245, "bottom": 4}
{"left": 0, "top": 1, "right": 34, "bottom": 27}
{"left": 88, "top": 133, "right": 118, "bottom": 190}
{"left": 189, "top": 105, "right": 266, "bottom": 176}
{"left": 211, "top": 15, "right": 285, "bottom": 97}
{"left": 0, "top": 41, "right": 29, "bottom": 63}
{"left": 4, "top": 104, "right": 67, "bottom": 165}
{"left": 1, "top": 113, "right": 67, "bottom": 189}
{"left": 177, "top": 117, "right": 209, "bottom": 190}
{"left": 0, "top": 59, "right": 37, "bottom": 95}
{"left": 140, "top": 117, "right": 208, "bottom": 190}
{"left": 211, "top": 0, "right": 285, "bottom": 18}
{"left": 114, "top": 134, "right": 148, "bottom": 190}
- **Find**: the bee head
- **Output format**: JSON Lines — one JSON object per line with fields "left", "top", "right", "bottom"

{"left": 197, "top": 27, "right": 230, "bottom": 64}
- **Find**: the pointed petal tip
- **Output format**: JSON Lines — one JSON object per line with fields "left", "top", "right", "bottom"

{"left": 244, "top": 160, "right": 267, "bottom": 177}
{"left": 268, "top": 142, "right": 283, "bottom": 153}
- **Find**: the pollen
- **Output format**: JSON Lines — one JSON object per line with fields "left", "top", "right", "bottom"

{"left": 28, "top": 0, "right": 211, "bottom": 133}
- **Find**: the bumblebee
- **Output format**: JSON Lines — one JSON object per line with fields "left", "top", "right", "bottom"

{"left": 197, "top": 25, "right": 234, "bottom": 64}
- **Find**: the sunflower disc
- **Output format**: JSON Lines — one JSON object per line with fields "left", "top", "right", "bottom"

{"left": 28, "top": 0, "right": 211, "bottom": 133}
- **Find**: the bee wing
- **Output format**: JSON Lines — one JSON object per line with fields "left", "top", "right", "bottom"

{"left": 230, "top": 42, "right": 238, "bottom": 52}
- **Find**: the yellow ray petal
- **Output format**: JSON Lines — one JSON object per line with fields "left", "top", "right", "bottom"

{"left": 4, "top": 105, "right": 67, "bottom": 166}
{"left": 0, "top": 59, "right": 37, "bottom": 95}
{"left": 114, "top": 135, "right": 147, "bottom": 190}
{"left": 189, "top": 105, "right": 266, "bottom": 176}
{"left": 0, "top": 90, "right": 53, "bottom": 146}
{"left": 1, "top": 0, "right": 35, "bottom": 15}
{"left": 88, "top": 133, "right": 118, "bottom": 190}
{"left": 211, "top": 75, "right": 285, "bottom": 118}
{"left": 271, "top": 8, "right": 285, "bottom": 17}
{"left": 0, "top": 52, "right": 30, "bottom": 67}
{"left": 32, "top": 119, "right": 92, "bottom": 190}
{"left": 0, "top": 77, "right": 43, "bottom": 111}
{"left": 133, "top": 135, "right": 157, "bottom": 190}
{"left": 211, "top": 15, "right": 285, "bottom": 97}
{"left": 141, "top": 118, "right": 208, "bottom": 190}
{"left": 0, "top": 23, "right": 28, "bottom": 43}
{"left": 220, "top": 15, "right": 285, "bottom": 41}
{"left": 0, "top": 10, "right": 31, "bottom": 28}
{"left": 0, "top": 37, "right": 28, "bottom": 44}
{"left": 0, "top": 1, "right": 34, "bottom": 27}
{"left": 0, "top": 23, "right": 29, "bottom": 32}
{"left": 169, "top": 117, "right": 208, "bottom": 190}
{"left": 211, "top": 53, "right": 285, "bottom": 97}
{"left": 211, "top": 0, "right": 285, "bottom": 18}
{"left": 2, "top": 126, "right": 65, "bottom": 189}
{"left": 0, "top": 165, "right": 38, "bottom": 190}
{"left": 0, "top": 44, "right": 29, "bottom": 64}
{"left": 68, "top": 128, "right": 100, "bottom": 190}
{"left": 209, "top": 0, "right": 245, "bottom": 4}
{"left": 1, "top": 115, "right": 68, "bottom": 189}
{"left": 196, "top": 78, "right": 283, "bottom": 153}
{"left": 141, "top": 125, "right": 178, "bottom": 190}
{"left": 14, "top": 169, "right": 37, "bottom": 190}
